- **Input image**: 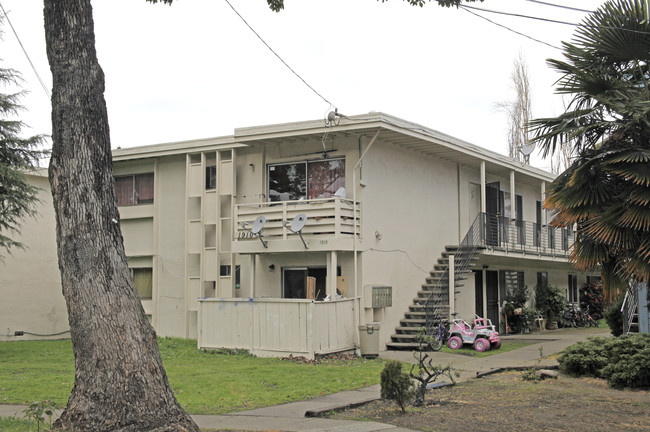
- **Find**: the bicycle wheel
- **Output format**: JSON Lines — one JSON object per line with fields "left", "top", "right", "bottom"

{"left": 430, "top": 330, "right": 443, "bottom": 351}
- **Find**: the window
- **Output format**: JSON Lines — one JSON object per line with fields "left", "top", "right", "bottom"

{"left": 268, "top": 159, "right": 345, "bottom": 202}
{"left": 220, "top": 265, "right": 241, "bottom": 289}
{"left": 568, "top": 274, "right": 578, "bottom": 303}
{"left": 206, "top": 165, "right": 217, "bottom": 190}
{"left": 115, "top": 173, "right": 154, "bottom": 206}
{"left": 587, "top": 275, "right": 601, "bottom": 285}
{"left": 504, "top": 271, "right": 524, "bottom": 298}
{"left": 131, "top": 268, "right": 152, "bottom": 299}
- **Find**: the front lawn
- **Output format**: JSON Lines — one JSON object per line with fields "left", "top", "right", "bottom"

{"left": 438, "top": 340, "right": 532, "bottom": 357}
{"left": 0, "top": 338, "right": 384, "bottom": 414}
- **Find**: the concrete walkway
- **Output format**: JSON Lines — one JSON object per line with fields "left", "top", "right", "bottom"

{"left": 0, "top": 327, "right": 609, "bottom": 431}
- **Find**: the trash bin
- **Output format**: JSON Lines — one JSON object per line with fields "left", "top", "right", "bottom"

{"left": 358, "top": 323, "right": 380, "bottom": 358}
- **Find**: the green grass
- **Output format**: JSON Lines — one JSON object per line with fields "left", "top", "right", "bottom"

{"left": 0, "top": 417, "right": 36, "bottom": 432}
{"left": 0, "top": 338, "right": 385, "bottom": 415}
{"left": 597, "top": 319, "right": 609, "bottom": 329}
{"left": 439, "top": 340, "right": 532, "bottom": 358}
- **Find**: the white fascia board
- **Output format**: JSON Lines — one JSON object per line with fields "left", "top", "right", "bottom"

{"left": 112, "top": 135, "right": 245, "bottom": 161}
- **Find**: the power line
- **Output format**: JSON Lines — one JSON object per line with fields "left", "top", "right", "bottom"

{"left": 223, "top": 0, "right": 334, "bottom": 108}
{"left": 463, "top": 4, "right": 579, "bottom": 26}
{"left": 461, "top": 4, "right": 650, "bottom": 40}
{"left": 459, "top": 5, "right": 561, "bottom": 50}
{"left": 0, "top": 1, "right": 51, "bottom": 99}
{"left": 523, "top": 0, "right": 594, "bottom": 14}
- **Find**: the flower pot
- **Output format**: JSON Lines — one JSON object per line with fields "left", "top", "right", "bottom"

{"left": 546, "top": 320, "right": 558, "bottom": 330}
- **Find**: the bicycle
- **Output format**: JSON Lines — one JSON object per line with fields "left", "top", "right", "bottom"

{"left": 426, "top": 319, "right": 449, "bottom": 351}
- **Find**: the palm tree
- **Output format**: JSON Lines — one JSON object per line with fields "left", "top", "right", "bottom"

{"left": 530, "top": 0, "right": 650, "bottom": 297}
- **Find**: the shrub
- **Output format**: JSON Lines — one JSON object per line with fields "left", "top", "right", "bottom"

{"left": 537, "top": 285, "right": 567, "bottom": 323}
{"left": 558, "top": 334, "right": 650, "bottom": 388}
{"left": 558, "top": 337, "right": 609, "bottom": 377}
{"left": 601, "top": 334, "right": 650, "bottom": 388}
{"left": 604, "top": 295, "right": 624, "bottom": 336}
{"left": 380, "top": 360, "right": 413, "bottom": 413}
{"left": 580, "top": 282, "right": 604, "bottom": 319}
{"left": 506, "top": 284, "right": 530, "bottom": 309}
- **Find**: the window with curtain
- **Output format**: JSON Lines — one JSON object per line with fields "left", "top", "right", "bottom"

{"left": 115, "top": 173, "right": 154, "bottom": 206}
{"left": 132, "top": 268, "right": 153, "bottom": 299}
{"left": 268, "top": 158, "right": 345, "bottom": 202}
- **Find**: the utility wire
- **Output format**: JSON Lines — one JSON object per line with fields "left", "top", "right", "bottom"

{"left": 461, "top": 4, "right": 650, "bottom": 44}
{"left": 0, "top": 1, "right": 51, "bottom": 99}
{"left": 459, "top": 5, "right": 561, "bottom": 50}
{"left": 463, "top": 4, "right": 579, "bottom": 26}
{"left": 523, "top": 0, "right": 594, "bottom": 14}
{"left": 467, "top": 4, "right": 650, "bottom": 35}
{"left": 223, "top": 0, "right": 333, "bottom": 108}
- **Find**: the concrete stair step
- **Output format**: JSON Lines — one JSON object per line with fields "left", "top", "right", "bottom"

{"left": 414, "top": 296, "right": 449, "bottom": 304}
{"left": 390, "top": 333, "right": 425, "bottom": 341}
{"left": 395, "top": 326, "right": 425, "bottom": 333}
{"left": 386, "top": 342, "right": 423, "bottom": 350}
{"left": 400, "top": 318, "right": 425, "bottom": 326}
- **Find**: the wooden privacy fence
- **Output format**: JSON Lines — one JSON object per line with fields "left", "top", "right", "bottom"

{"left": 198, "top": 297, "right": 359, "bottom": 359}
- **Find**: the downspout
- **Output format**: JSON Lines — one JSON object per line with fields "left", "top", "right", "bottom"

{"left": 353, "top": 130, "right": 380, "bottom": 310}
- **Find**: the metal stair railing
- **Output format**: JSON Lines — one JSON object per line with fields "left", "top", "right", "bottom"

{"left": 425, "top": 213, "right": 484, "bottom": 328}
{"left": 621, "top": 282, "right": 639, "bottom": 334}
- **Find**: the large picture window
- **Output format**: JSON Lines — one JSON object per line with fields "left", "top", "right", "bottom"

{"left": 268, "top": 159, "right": 345, "bottom": 202}
{"left": 115, "top": 173, "right": 154, "bottom": 206}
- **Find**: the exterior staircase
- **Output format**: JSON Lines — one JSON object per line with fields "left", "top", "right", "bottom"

{"left": 387, "top": 215, "right": 485, "bottom": 350}
{"left": 623, "top": 285, "right": 640, "bottom": 334}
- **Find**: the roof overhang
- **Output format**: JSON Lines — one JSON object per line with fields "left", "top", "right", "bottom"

{"left": 109, "top": 112, "right": 556, "bottom": 186}
{"left": 233, "top": 112, "right": 556, "bottom": 185}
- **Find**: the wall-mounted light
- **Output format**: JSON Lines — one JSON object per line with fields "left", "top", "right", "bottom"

{"left": 249, "top": 163, "right": 255, "bottom": 171}
{"left": 268, "top": 264, "right": 275, "bottom": 271}
{"left": 482, "top": 264, "right": 489, "bottom": 269}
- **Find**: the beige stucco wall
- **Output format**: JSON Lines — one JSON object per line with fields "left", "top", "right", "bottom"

{"left": 358, "top": 140, "right": 460, "bottom": 346}
{"left": 115, "top": 155, "right": 189, "bottom": 338}
{"left": 0, "top": 171, "right": 68, "bottom": 341}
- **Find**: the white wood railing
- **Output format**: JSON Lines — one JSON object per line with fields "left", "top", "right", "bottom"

{"left": 234, "top": 198, "right": 360, "bottom": 241}
{"left": 198, "top": 297, "right": 359, "bottom": 359}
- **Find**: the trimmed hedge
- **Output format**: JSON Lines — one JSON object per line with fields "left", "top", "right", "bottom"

{"left": 558, "top": 334, "right": 650, "bottom": 388}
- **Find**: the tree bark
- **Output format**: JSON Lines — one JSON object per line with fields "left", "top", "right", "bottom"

{"left": 44, "top": 1, "right": 199, "bottom": 430}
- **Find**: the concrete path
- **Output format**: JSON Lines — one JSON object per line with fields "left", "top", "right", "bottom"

{"left": 0, "top": 327, "right": 609, "bottom": 432}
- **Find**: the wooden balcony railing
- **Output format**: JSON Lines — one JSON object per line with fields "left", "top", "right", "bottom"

{"left": 233, "top": 197, "right": 360, "bottom": 252}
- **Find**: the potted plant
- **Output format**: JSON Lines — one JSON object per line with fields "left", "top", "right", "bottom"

{"left": 540, "top": 285, "right": 566, "bottom": 330}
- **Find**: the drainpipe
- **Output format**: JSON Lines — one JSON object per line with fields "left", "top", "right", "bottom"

{"left": 353, "top": 130, "right": 380, "bottom": 307}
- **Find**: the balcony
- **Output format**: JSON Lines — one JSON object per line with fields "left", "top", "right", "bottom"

{"left": 470, "top": 212, "right": 575, "bottom": 259}
{"left": 232, "top": 197, "right": 360, "bottom": 253}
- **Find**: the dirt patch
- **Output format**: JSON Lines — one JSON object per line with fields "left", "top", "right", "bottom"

{"left": 330, "top": 371, "right": 650, "bottom": 431}
{"left": 280, "top": 353, "right": 358, "bottom": 364}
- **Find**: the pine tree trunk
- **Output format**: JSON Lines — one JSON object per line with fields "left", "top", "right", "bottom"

{"left": 44, "top": 1, "right": 198, "bottom": 430}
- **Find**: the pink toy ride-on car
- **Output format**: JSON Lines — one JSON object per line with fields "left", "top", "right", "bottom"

{"left": 447, "top": 316, "right": 501, "bottom": 352}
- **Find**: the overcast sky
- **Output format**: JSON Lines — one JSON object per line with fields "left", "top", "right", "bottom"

{"left": 1, "top": 0, "right": 606, "bottom": 170}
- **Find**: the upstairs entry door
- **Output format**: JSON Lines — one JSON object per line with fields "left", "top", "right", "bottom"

{"left": 485, "top": 182, "right": 501, "bottom": 246}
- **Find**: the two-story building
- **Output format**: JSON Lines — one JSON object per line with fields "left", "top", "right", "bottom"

{"left": 1, "top": 113, "right": 594, "bottom": 356}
